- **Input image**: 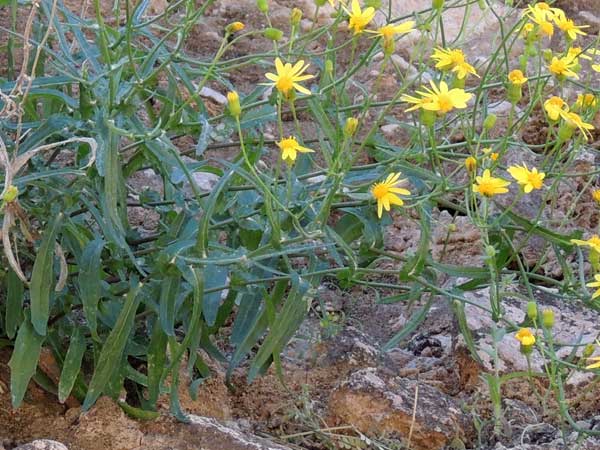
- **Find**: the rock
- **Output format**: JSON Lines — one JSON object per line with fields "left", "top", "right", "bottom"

{"left": 460, "top": 283, "right": 600, "bottom": 385}
{"left": 139, "top": 415, "right": 293, "bottom": 450}
{"left": 199, "top": 87, "right": 227, "bottom": 105}
{"left": 12, "top": 441, "right": 68, "bottom": 450}
{"left": 328, "top": 368, "right": 472, "bottom": 450}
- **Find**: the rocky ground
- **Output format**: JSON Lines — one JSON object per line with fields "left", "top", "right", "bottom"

{"left": 2, "top": 0, "right": 600, "bottom": 449}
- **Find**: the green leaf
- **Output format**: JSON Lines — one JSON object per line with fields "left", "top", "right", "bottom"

{"left": 58, "top": 327, "right": 86, "bottom": 403}
{"left": 159, "top": 273, "right": 182, "bottom": 337}
{"left": 5, "top": 269, "right": 24, "bottom": 339}
{"left": 30, "top": 213, "right": 64, "bottom": 336}
{"left": 83, "top": 281, "right": 142, "bottom": 410}
{"left": 203, "top": 264, "right": 229, "bottom": 326}
{"left": 8, "top": 318, "right": 45, "bottom": 408}
{"left": 147, "top": 321, "right": 167, "bottom": 407}
{"left": 118, "top": 400, "right": 160, "bottom": 421}
{"left": 78, "top": 239, "right": 105, "bottom": 340}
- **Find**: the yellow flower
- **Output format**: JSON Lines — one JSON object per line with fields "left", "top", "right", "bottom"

{"left": 526, "top": 5, "right": 554, "bottom": 37}
{"left": 575, "top": 93, "right": 597, "bottom": 109}
{"left": 592, "top": 189, "right": 600, "bottom": 205}
{"left": 553, "top": 11, "right": 588, "bottom": 40}
{"left": 515, "top": 328, "right": 536, "bottom": 346}
{"left": 371, "top": 172, "right": 410, "bottom": 218}
{"left": 431, "top": 47, "right": 478, "bottom": 79}
{"left": 508, "top": 69, "right": 528, "bottom": 85}
{"left": 548, "top": 56, "right": 579, "bottom": 79}
{"left": 594, "top": 64, "right": 600, "bottom": 73}
{"left": 368, "top": 21, "right": 414, "bottom": 42}
{"left": 586, "top": 274, "right": 600, "bottom": 299}
{"left": 490, "top": 152, "right": 499, "bottom": 161}
{"left": 560, "top": 111, "right": 595, "bottom": 140}
{"left": 521, "top": 22, "right": 535, "bottom": 38}
{"left": 401, "top": 80, "right": 472, "bottom": 114}
{"left": 544, "top": 96, "right": 568, "bottom": 121}
{"left": 571, "top": 235, "right": 600, "bottom": 253}
{"left": 567, "top": 47, "right": 592, "bottom": 63}
{"left": 586, "top": 356, "right": 600, "bottom": 370}
{"left": 344, "top": 0, "right": 375, "bottom": 34}
{"left": 264, "top": 58, "right": 314, "bottom": 97}
{"left": 464, "top": 156, "right": 477, "bottom": 172}
{"left": 227, "top": 91, "right": 241, "bottom": 117}
{"left": 472, "top": 169, "right": 510, "bottom": 197}
{"left": 277, "top": 136, "right": 314, "bottom": 162}
{"left": 227, "top": 21, "right": 245, "bottom": 33}
{"left": 529, "top": 2, "right": 562, "bottom": 18}
{"left": 507, "top": 164, "right": 545, "bottom": 193}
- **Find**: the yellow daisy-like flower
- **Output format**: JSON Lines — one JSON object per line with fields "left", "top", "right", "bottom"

{"left": 526, "top": 6, "right": 554, "bottom": 37}
{"left": 553, "top": 11, "right": 588, "bottom": 41}
{"left": 575, "top": 93, "right": 597, "bottom": 109}
{"left": 277, "top": 136, "right": 314, "bottom": 163}
{"left": 472, "top": 169, "right": 510, "bottom": 197}
{"left": 560, "top": 111, "right": 595, "bottom": 140}
{"left": 401, "top": 80, "right": 472, "bottom": 114}
{"left": 592, "top": 189, "right": 600, "bottom": 205}
{"left": 515, "top": 328, "right": 536, "bottom": 346}
{"left": 264, "top": 58, "right": 314, "bottom": 97}
{"left": 527, "top": 2, "right": 562, "bottom": 19}
{"left": 344, "top": 0, "right": 375, "bottom": 35}
{"left": 586, "top": 274, "right": 600, "bottom": 299}
{"left": 567, "top": 47, "right": 592, "bottom": 63}
{"left": 571, "top": 235, "right": 600, "bottom": 253}
{"left": 594, "top": 64, "right": 600, "bottom": 73}
{"left": 371, "top": 172, "right": 410, "bottom": 219}
{"left": 544, "top": 96, "right": 568, "bottom": 121}
{"left": 507, "top": 164, "right": 545, "bottom": 193}
{"left": 508, "top": 69, "right": 528, "bottom": 85}
{"left": 431, "top": 47, "right": 478, "bottom": 79}
{"left": 368, "top": 21, "right": 415, "bottom": 41}
{"left": 548, "top": 56, "right": 579, "bottom": 79}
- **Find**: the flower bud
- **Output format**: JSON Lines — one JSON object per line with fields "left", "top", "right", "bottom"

{"left": 483, "top": 113, "right": 497, "bottom": 130}
{"left": 526, "top": 301, "right": 537, "bottom": 321}
{"left": 432, "top": 0, "right": 444, "bottom": 10}
{"left": 365, "top": 0, "right": 381, "bottom": 8}
{"left": 485, "top": 245, "right": 496, "bottom": 258}
{"left": 290, "top": 8, "right": 302, "bottom": 26}
{"left": 227, "top": 91, "right": 241, "bottom": 118}
{"left": 314, "top": 0, "right": 328, "bottom": 6}
{"left": 226, "top": 21, "right": 245, "bottom": 33}
{"left": 557, "top": 122, "right": 574, "bottom": 142}
{"left": 448, "top": 223, "right": 457, "bottom": 232}
{"left": 464, "top": 156, "right": 477, "bottom": 172}
{"left": 420, "top": 109, "right": 437, "bottom": 127}
{"left": 542, "top": 49, "right": 553, "bottom": 63}
{"left": 583, "top": 343, "right": 595, "bottom": 359}
{"left": 257, "top": 0, "right": 269, "bottom": 13}
{"left": 592, "top": 189, "right": 600, "bottom": 205}
{"left": 325, "top": 59, "right": 334, "bottom": 75}
{"left": 507, "top": 83, "right": 522, "bottom": 104}
{"left": 542, "top": 309, "right": 555, "bottom": 329}
{"left": 344, "top": 117, "right": 359, "bottom": 137}
{"left": 263, "top": 27, "right": 283, "bottom": 41}
{"left": 2, "top": 185, "right": 18, "bottom": 203}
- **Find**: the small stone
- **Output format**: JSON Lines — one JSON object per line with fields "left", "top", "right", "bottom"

{"left": 12, "top": 441, "right": 68, "bottom": 450}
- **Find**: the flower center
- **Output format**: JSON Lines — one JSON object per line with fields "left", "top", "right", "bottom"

{"left": 437, "top": 94, "right": 454, "bottom": 113}
{"left": 477, "top": 181, "right": 497, "bottom": 196}
{"left": 276, "top": 75, "right": 293, "bottom": 94}
{"left": 279, "top": 138, "right": 296, "bottom": 151}
{"left": 527, "top": 173, "right": 542, "bottom": 188}
{"left": 372, "top": 184, "right": 389, "bottom": 200}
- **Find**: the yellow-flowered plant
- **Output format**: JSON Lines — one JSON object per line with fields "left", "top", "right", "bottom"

{"left": 431, "top": 47, "right": 478, "bottom": 79}
{"left": 586, "top": 274, "right": 600, "bottom": 299}
{"left": 553, "top": 10, "right": 588, "bottom": 40}
{"left": 371, "top": 173, "right": 411, "bottom": 218}
{"left": 472, "top": 170, "right": 510, "bottom": 197}
{"left": 560, "top": 111, "right": 595, "bottom": 140}
{"left": 277, "top": 137, "right": 314, "bottom": 163}
{"left": 544, "top": 96, "right": 568, "bottom": 121}
{"left": 515, "top": 328, "right": 536, "bottom": 346}
{"left": 264, "top": 58, "right": 314, "bottom": 97}
{"left": 507, "top": 164, "right": 545, "bottom": 193}
{"left": 571, "top": 235, "right": 600, "bottom": 253}
{"left": 344, "top": 0, "right": 375, "bottom": 34}
{"left": 401, "top": 80, "right": 472, "bottom": 114}
{"left": 548, "top": 56, "right": 579, "bottom": 79}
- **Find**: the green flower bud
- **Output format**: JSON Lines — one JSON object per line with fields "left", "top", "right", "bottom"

{"left": 507, "top": 83, "right": 522, "bottom": 104}
{"left": 2, "top": 185, "right": 18, "bottom": 203}
{"left": 325, "top": 59, "right": 334, "bottom": 74}
{"left": 314, "top": 0, "right": 327, "bottom": 6}
{"left": 227, "top": 91, "right": 241, "bottom": 118}
{"left": 432, "top": 0, "right": 444, "bottom": 10}
{"left": 420, "top": 109, "right": 437, "bottom": 127}
{"left": 542, "top": 309, "right": 555, "bottom": 329}
{"left": 365, "top": 0, "right": 381, "bottom": 8}
{"left": 483, "top": 113, "right": 497, "bottom": 130}
{"left": 583, "top": 343, "right": 595, "bottom": 359}
{"left": 557, "top": 122, "right": 574, "bottom": 142}
{"left": 257, "top": 0, "right": 269, "bottom": 13}
{"left": 526, "top": 301, "right": 537, "bottom": 321}
{"left": 263, "top": 27, "right": 283, "bottom": 41}
{"left": 485, "top": 245, "right": 496, "bottom": 258}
